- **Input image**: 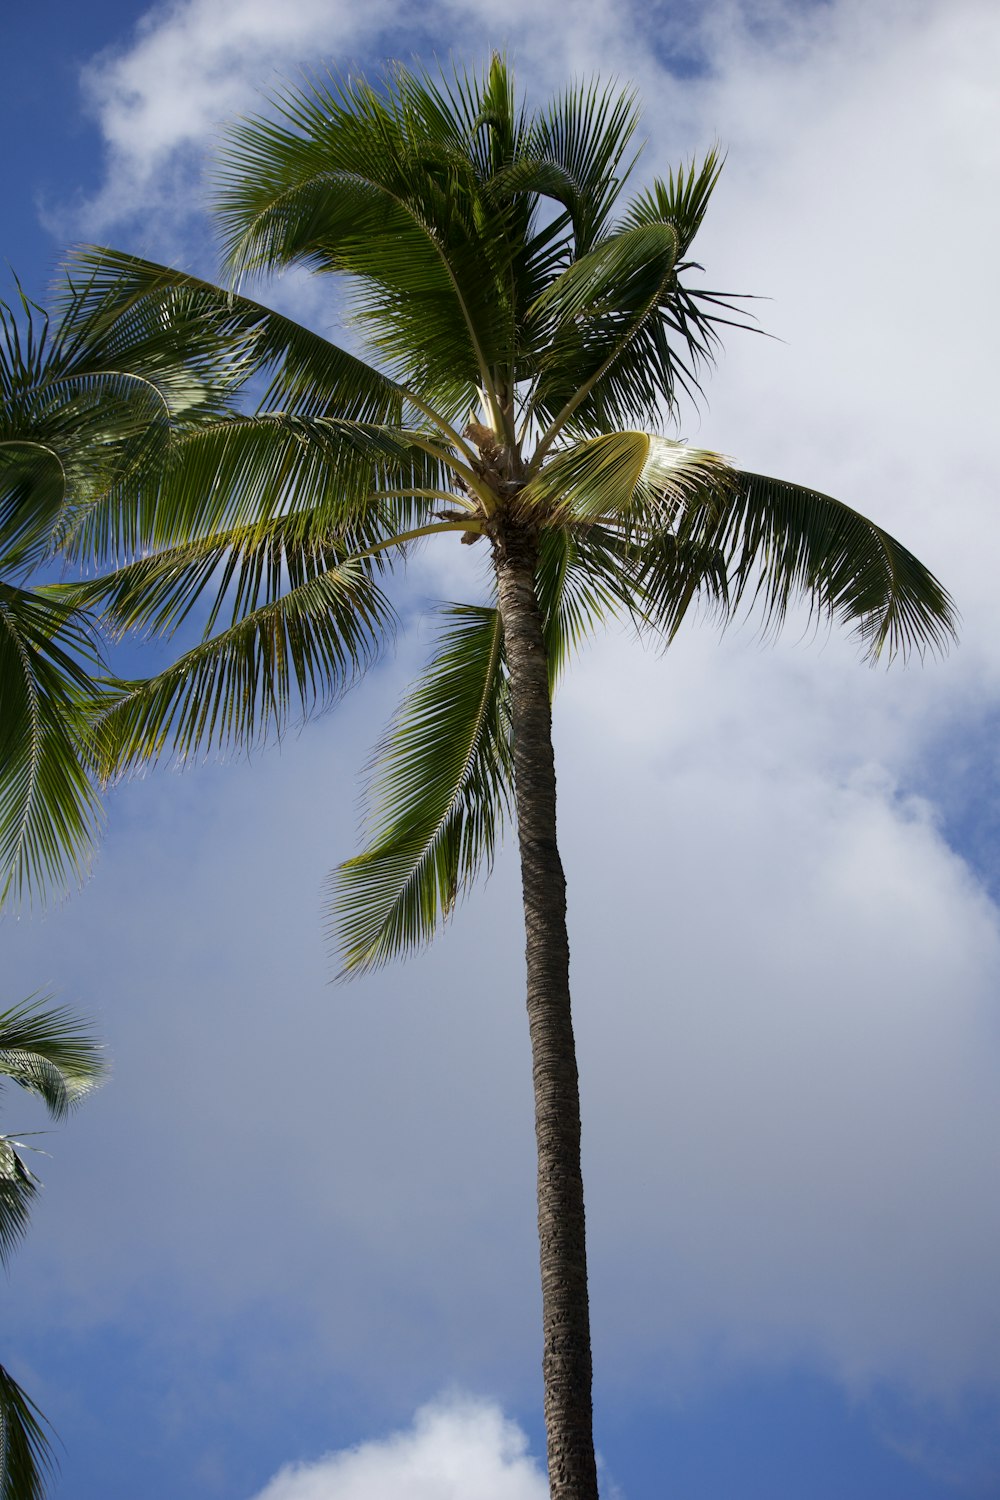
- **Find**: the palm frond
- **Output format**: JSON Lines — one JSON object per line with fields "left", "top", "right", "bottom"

{"left": 621, "top": 148, "right": 725, "bottom": 258}
{"left": 535, "top": 524, "right": 638, "bottom": 686}
{"left": 65, "top": 411, "right": 448, "bottom": 563}
{"left": 0, "top": 586, "right": 104, "bottom": 906}
{"left": 95, "top": 559, "right": 394, "bottom": 776}
{"left": 0, "top": 1364, "right": 55, "bottom": 1500}
{"left": 0, "top": 1139, "right": 38, "bottom": 1272}
{"left": 0, "top": 997, "right": 106, "bottom": 1119}
{"left": 524, "top": 429, "right": 730, "bottom": 524}
{"left": 510, "top": 79, "right": 642, "bottom": 255}
{"left": 331, "top": 605, "right": 511, "bottom": 974}
{"left": 721, "top": 471, "right": 958, "bottom": 660}
{"left": 61, "top": 247, "right": 404, "bottom": 422}
{"left": 215, "top": 70, "right": 521, "bottom": 418}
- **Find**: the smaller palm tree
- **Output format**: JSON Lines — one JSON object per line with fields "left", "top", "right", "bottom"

{"left": 0, "top": 996, "right": 106, "bottom": 1500}
{"left": 0, "top": 281, "right": 239, "bottom": 905}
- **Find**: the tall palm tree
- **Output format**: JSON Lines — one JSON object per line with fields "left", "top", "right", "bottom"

{"left": 0, "top": 996, "right": 106, "bottom": 1500}
{"left": 61, "top": 59, "right": 955, "bottom": 1498}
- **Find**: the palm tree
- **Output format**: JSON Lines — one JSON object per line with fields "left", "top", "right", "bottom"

{"left": 1, "top": 285, "right": 204, "bottom": 1497}
{"left": 60, "top": 59, "right": 955, "bottom": 1498}
{"left": 0, "top": 281, "right": 238, "bottom": 905}
{"left": 0, "top": 996, "right": 106, "bottom": 1500}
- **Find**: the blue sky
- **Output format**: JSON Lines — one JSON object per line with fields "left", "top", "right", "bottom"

{"left": 4, "top": 2, "right": 1000, "bottom": 1497}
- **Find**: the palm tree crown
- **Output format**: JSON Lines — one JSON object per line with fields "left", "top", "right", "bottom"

{"left": 0, "top": 997, "right": 105, "bottom": 1500}
{"left": 43, "top": 56, "right": 954, "bottom": 1498}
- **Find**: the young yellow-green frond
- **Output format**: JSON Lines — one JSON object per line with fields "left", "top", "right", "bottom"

{"left": 332, "top": 605, "right": 511, "bottom": 974}
{"left": 524, "top": 430, "right": 729, "bottom": 525}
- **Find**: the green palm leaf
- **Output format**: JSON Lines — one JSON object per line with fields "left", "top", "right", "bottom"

{"left": 0, "top": 1365, "right": 54, "bottom": 1500}
{"left": 332, "top": 605, "right": 511, "bottom": 974}
{"left": 0, "top": 997, "right": 106, "bottom": 1120}
{"left": 0, "top": 585, "right": 104, "bottom": 905}
{"left": 95, "top": 558, "right": 394, "bottom": 775}
{"left": 721, "top": 471, "right": 956, "bottom": 660}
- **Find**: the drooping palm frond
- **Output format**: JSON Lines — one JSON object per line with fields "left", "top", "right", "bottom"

{"left": 535, "top": 523, "right": 640, "bottom": 688}
{"left": 0, "top": 1364, "right": 54, "bottom": 1500}
{"left": 0, "top": 997, "right": 106, "bottom": 1120}
{"left": 62, "top": 246, "right": 405, "bottom": 423}
{"left": 332, "top": 605, "right": 511, "bottom": 974}
{"left": 0, "top": 995, "right": 106, "bottom": 1266}
{"left": 94, "top": 557, "right": 395, "bottom": 777}
{"left": 0, "top": 585, "right": 105, "bottom": 905}
{"left": 0, "top": 273, "right": 241, "bottom": 906}
{"left": 0, "top": 1136, "right": 38, "bottom": 1274}
{"left": 720, "top": 471, "right": 957, "bottom": 660}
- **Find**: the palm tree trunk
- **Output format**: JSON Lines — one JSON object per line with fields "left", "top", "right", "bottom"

{"left": 493, "top": 522, "right": 599, "bottom": 1500}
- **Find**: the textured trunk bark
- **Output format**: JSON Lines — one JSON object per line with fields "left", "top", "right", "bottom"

{"left": 493, "top": 523, "right": 599, "bottom": 1500}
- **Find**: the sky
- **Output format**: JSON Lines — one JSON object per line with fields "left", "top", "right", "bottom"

{"left": 3, "top": 0, "right": 1000, "bottom": 1496}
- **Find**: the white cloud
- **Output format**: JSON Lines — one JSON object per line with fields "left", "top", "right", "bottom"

{"left": 248, "top": 1396, "right": 548, "bottom": 1500}
{"left": 73, "top": 0, "right": 394, "bottom": 239}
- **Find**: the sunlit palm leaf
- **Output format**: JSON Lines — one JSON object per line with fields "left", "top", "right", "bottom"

{"left": 96, "top": 560, "right": 395, "bottom": 776}
{"left": 0, "top": 997, "right": 106, "bottom": 1119}
{"left": 62, "top": 247, "right": 404, "bottom": 423}
{"left": 524, "top": 429, "right": 729, "bottom": 524}
{"left": 332, "top": 605, "right": 511, "bottom": 973}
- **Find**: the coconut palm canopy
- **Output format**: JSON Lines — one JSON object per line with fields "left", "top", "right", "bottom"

{"left": 0, "top": 997, "right": 105, "bottom": 1500}
{"left": 1, "top": 52, "right": 956, "bottom": 1500}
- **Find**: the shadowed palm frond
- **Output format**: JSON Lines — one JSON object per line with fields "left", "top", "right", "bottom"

{"left": 0, "top": 586, "right": 105, "bottom": 906}
{"left": 332, "top": 605, "right": 511, "bottom": 974}
{"left": 0, "top": 994, "right": 106, "bottom": 1265}
{"left": 65, "top": 411, "right": 450, "bottom": 564}
{"left": 0, "top": 1363, "right": 54, "bottom": 1500}
{"left": 62, "top": 246, "right": 404, "bottom": 422}
{"left": 721, "top": 471, "right": 957, "bottom": 660}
